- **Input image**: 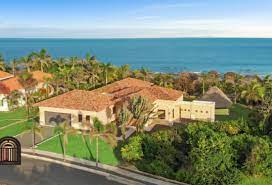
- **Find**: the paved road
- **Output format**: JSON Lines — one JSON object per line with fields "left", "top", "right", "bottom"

{"left": 0, "top": 157, "right": 122, "bottom": 185}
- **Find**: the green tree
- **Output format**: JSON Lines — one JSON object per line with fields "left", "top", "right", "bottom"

{"left": 116, "top": 106, "right": 131, "bottom": 141}
{"left": 18, "top": 72, "right": 38, "bottom": 119}
{"left": 128, "top": 96, "right": 156, "bottom": 133}
{"left": 90, "top": 117, "right": 117, "bottom": 167}
{"left": 26, "top": 119, "right": 43, "bottom": 154}
{"left": 54, "top": 122, "right": 77, "bottom": 161}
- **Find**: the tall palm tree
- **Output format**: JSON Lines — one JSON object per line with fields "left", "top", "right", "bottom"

{"left": 200, "top": 73, "right": 209, "bottom": 95}
{"left": 18, "top": 72, "right": 38, "bottom": 118}
{"left": 31, "top": 49, "right": 51, "bottom": 72}
{"left": 90, "top": 117, "right": 117, "bottom": 167}
{"left": 0, "top": 54, "right": 6, "bottom": 71}
{"left": 20, "top": 55, "right": 32, "bottom": 72}
{"left": 26, "top": 119, "right": 43, "bottom": 154}
{"left": 10, "top": 59, "right": 19, "bottom": 75}
{"left": 100, "top": 62, "right": 114, "bottom": 85}
{"left": 54, "top": 122, "right": 77, "bottom": 161}
{"left": 88, "top": 62, "right": 100, "bottom": 88}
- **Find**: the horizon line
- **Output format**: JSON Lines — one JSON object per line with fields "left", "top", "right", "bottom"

{"left": 1, "top": 36, "right": 272, "bottom": 40}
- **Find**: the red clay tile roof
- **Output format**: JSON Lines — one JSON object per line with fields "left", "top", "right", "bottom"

{"left": 0, "top": 71, "right": 52, "bottom": 94}
{"left": 0, "top": 83, "right": 11, "bottom": 94}
{"left": 35, "top": 78, "right": 183, "bottom": 112}
{"left": 31, "top": 71, "right": 52, "bottom": 83}
{"left": 0, "top": 71, "right": 13, "bottom": 80}
{"left": 35, "top": 90, "right": 114, "bottom": 112}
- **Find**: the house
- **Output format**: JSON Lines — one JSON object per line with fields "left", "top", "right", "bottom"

{"left": 199, "top": 86, "right": 232, "bottom": 115}
{"left": 0, "top": 71, "right": 13, "bottom": 81}
{"left": 0, "top": 71, "right": 52, "bottom": 111}
{"left": 35, "top": 78, "right": 215, "bottom": 130}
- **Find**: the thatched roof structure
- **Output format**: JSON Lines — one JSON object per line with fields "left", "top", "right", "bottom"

{"left": 199, "top": 86, "right": 232, "bottom": 109}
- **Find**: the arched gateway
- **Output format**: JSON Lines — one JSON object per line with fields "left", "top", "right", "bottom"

{"left": 0, "top": 137, "right": 21, "bottom": 165}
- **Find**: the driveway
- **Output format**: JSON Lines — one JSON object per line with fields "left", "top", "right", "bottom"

{"left": 0, "top": 157, "right": 121, "bottom": 185}
{"left": 16, "top": 126, "right": 55, "bottom": 148}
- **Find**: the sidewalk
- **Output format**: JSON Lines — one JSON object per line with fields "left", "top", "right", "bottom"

{"left": 22, "top": 149, "right": 188, "bottom": 185}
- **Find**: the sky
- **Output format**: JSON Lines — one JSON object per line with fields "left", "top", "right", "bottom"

{"left": 0, "top": 0, "right": 272, "bottom": 38}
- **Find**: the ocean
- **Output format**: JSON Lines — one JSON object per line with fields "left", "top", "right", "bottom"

{"left": 1, "top": 38, "right": 272, "bottom": 75}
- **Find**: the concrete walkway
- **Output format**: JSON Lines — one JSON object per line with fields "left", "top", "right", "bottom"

{"left": 16, "top": 126, "right": 55, "bottom": 148}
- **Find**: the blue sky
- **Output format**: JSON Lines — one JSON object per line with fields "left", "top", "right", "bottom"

{"left": 0, "top": 0, "right": 272, "bottom": 38}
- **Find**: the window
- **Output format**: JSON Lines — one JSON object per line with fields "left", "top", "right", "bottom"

{"left": 188, "top": 109, "right": 190, "bottom": 112}
{"left": 172, "top": 109, "right": 175, "bottom": 118}
{"left": 113, "top": 106, "right": 117, "bottom": 114}
{"left": 78, "top": 114, "right": 82, "bottom": 122}
{"left": 200, "top": 111, "right": 203, "bottom": 113}
{"left": 184, "top": 109, "right": 187, "bottom": 111}
{"left": 86, "top": 115, "right": 90, "bottom": 122}
{"left": 158, "top": 110, "right": 166, "bottom": 119}
{"left": 195, "top": 110, "right": 198, "bottom": 113}
{"left": 206, "top": 111, "right": 209, "bottom": 114}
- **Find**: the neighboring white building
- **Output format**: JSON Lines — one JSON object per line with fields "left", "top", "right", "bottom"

{"left": 0, "top": 71, "right": 52, "bottom": 111}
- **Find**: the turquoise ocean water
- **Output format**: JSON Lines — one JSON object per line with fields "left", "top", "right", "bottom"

{"left": 1, "top": 38, "right": 272, "bottom": 75}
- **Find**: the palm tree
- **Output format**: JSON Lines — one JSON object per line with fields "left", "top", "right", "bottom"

{"left": 100, "top": 62, "right": 114, "bottom": 85}
{"left": 200, "top": 72, "right": 209, "bottom": 95}
{"left": 90, "top": 117, "right": 117, "bottom": 167}
{"left": 20, "top": 55, "right": 32, "bottom": 72}
{"left": 18, "top": 72, "right": 38, "bottom": 118}
{"left": 241, "top": 80, "right": 265, "bottom": 106}
{"left": 117, "top": 64, "right": 131, "bottom": 80}
{"left": 7, "top": 90, "right": 22, "bottom": 110}
{"left": 54, "top": 122, "right": 77, "bottom": 161}
{"left": 26, "top": 120, "right": 43, "bottom": 154}
{"left": 0, "top": 53, "right": 6, "bottom": 71}
{"left": 10, "top": 59, "right": 19, "bottom": 75}
{"left": 87, "top": 62, "right": 100, "bottom": 88}
{"left": 140, "top": 67, "right": 150, "bottom": 81}
{"left": 35, "top": 49, "right": 51, "bottom": 72}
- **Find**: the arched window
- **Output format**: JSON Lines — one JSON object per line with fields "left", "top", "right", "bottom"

{"left": 0, "top": 137, "right": 21, "bottom": 165}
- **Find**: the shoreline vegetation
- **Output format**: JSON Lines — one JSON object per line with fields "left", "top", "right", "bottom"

{"left": 1, "top": 49, "right": 272, "bottom": 185}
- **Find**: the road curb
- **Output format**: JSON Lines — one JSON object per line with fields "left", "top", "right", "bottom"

{"left": 22, "top": 149, "right": 187, "bottom": 185}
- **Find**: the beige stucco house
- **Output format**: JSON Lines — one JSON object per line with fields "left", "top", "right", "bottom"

{"left": 0, "top": 70, "right": 52, "bottom": 111}
{"left": 35, "top": 78, "right": 215, "bottom": 130}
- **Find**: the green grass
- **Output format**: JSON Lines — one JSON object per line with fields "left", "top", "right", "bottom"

{"left": 216, "top": 104, "right": 252, "bottom": 121}
{"left": 0, "top": 108, "right": 27, "bottom": 120}
{"left": 0, "top": 120, "right": 33, "bottom": 138}
{"left": 215, "top": 108, "right": 229, "bottom": 116}
{"left": 37, "top": 134, "right": 119, "bottom": 166}
{"left": 237, "top": 176, "right": 272, "bottom": 185}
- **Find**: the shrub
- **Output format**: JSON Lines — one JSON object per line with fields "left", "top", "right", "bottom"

{"left": 121, "top": 135, "right": 143, "bottom": 162}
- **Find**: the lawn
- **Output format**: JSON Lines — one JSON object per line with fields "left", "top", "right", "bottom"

{"left": 0, "top": 108, "right": 28, "bottom": 128}
{"left": 37, "top": 134, "right": 119, "bottom": 166}
{"left": 237, "top": 176, "right": 272, "bottom": 185}
{"left": 0, "top": 108, "right": 27, "bottom": 120}
{"left": 216, "top": 104, "right": 252, "bottom": 121}
{"left": 0, "top": 120, "right": 33, "bottom": 138}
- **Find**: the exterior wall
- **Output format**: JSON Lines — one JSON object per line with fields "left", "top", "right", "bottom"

{"left": 153, "top": 99, "right": 215, "bottom": 124}
{"left": 0, "top": 94, "right": 9, "bottom": 111}
{"left": 39, "top": 106, "right": 116, "bottom": 129}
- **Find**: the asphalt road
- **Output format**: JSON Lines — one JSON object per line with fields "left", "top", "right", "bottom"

{"left": 0, "top": 157, "right": 123, "bottom": 185}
